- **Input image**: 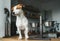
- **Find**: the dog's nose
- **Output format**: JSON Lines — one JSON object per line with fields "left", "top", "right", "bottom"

{"left": 12, "top": 12, "right": 15, "bottom": 15}
{"left": 12, "top": 12, "right": 15, "bottom": 16}
{"left": 13, "top": 12, "right": 15, "bottom": 14}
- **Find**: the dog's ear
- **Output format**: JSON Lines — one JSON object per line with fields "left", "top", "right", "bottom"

{"left": 16, "top": 4, "right": 25, "bottom": 9}
{"left": 17, "top": 4, "right": 24, "bottom": 6}
{"left": 20, "top": 4, "right": 25, "bottom": 7}
{"left": 16, "top": 4, "right": 23, "bottom": 9}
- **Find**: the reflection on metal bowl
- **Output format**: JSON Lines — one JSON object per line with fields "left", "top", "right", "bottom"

{"left": 45, "top": 21, "right": 55, "bottom": 27}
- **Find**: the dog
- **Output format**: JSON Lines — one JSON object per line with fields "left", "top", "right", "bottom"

{"left": 12, "top": 4, "right": 29, "bottom": 39}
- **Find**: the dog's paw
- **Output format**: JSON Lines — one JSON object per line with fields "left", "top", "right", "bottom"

{"left": 25, "top": 36, "right": 29, "bottom": 39}
{"left": 18, "top": 37, "right": 22, "bottom": 40}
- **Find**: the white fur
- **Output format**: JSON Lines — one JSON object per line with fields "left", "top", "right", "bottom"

{"left": 13, "top": 6, "right": 29, "bottom": 39}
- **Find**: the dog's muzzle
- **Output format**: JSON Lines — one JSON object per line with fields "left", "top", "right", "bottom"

{"left": 12, "top": 12, "right": 19, "bottom": 16}
{"left": 12, "top": 12, "right": 15, "bottom": 16}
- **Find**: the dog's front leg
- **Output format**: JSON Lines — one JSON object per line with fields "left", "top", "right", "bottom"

{"left": 24, "top": 26, "right": 29, "bottom": 39}
{"left": 17, "top": 27, "right": 22, "bottom": 39}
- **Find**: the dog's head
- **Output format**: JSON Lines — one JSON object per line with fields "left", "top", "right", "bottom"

{"left": 12, "top": 4, "right": 25, "bottom": 16}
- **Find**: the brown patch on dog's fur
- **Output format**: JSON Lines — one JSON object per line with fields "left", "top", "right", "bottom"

{"left": 16, "top": 4, "right": 23, "bottom": 9}
{"left": 11, "top": 4, "right": 24, "bottom": 11}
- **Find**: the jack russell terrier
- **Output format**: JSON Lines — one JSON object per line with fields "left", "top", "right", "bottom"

{"left": 12, "top": 4, "right": 29, "bottom": 39}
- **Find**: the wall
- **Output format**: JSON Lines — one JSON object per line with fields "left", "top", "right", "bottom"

{"left": 4, "top": 0, "right": 11, "bottom": 11}
{"left": 0, "top": 0, "right": 5, "bottom": 38}
{"left": 0, "top": 0, "right": 10, "bottom": 38}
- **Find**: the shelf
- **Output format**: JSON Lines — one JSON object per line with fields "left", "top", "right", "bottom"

{"left": 43, "top": 32, "right": 57, "bottom": 34}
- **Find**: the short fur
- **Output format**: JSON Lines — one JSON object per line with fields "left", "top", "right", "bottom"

{"left": 12, "top": 4, "right": 29, "bottom": 39}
